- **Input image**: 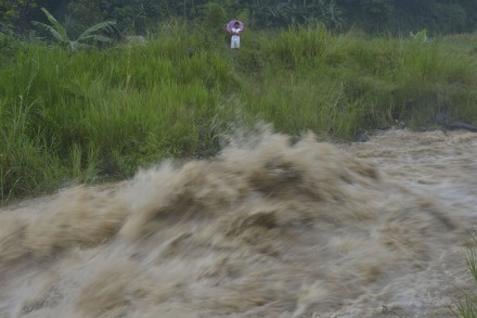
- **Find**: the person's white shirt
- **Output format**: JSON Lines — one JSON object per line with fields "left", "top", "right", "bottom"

{"left": 231, "top": 27, "right": 241, "bottom": 49}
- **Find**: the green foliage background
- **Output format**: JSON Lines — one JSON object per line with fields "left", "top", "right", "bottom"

{"left": 1, "top": 0, "right": 477, "bottom": 35}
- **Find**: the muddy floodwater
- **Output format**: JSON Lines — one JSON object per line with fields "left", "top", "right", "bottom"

{"left": 0, "top": 129, "right": 476, "bottom": 318}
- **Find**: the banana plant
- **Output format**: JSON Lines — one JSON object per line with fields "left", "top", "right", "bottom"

{"left": 33, "top": 8, "right": 117, "bottom": 51}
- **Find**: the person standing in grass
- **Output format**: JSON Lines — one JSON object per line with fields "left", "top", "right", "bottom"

{"left": 226, "top": 20, "right": 244, "bottom": 49}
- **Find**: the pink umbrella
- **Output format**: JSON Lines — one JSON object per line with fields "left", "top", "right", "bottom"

{"left": 226, "top": 20, "right": 245, "bottom": 33}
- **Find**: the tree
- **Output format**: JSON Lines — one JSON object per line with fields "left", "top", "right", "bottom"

{"left": 3, "top": 0, "right": 477, "bottom": 36}
{"left": 0, "top": 0, "right": 40, "bottom": 31}
{"left": 33, "top": 7, "right": 117, "bottom": 51}
{"left": 66, "top": 0, "right": 162, "bottom": 35}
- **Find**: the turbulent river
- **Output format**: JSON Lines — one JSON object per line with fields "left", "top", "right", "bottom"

{"left": 1, "top": 129, "right": 476, "bottom": 318}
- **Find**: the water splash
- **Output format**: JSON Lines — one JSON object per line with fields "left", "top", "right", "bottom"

{"left": 0, "top": 129, "right": 475, "bottom": 317}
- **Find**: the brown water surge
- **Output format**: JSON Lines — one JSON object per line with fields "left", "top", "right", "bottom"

{"left": 0, "top": 129, "right": 476, "bottom": 318}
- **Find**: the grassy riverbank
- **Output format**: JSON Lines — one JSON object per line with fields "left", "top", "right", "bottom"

{"left": 1, "top": 25, "right": 477, "bottom": 201}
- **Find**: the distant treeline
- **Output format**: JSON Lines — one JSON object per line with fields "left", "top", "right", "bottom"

{"left": 1, "top": 0, "right": 477, "bottom": 35}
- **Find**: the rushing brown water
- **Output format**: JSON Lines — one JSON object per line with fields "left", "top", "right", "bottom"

{"left": 1, "top": 129, "right": 476, "bottom": 318}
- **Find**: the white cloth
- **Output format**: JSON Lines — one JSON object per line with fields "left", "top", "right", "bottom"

{"left": 231, "top": 35, "right": 240, "bottom": 49}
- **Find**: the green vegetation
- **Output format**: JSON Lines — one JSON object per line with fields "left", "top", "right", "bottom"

{"left": 455, "top": 250, "right": 477, "bottom": 317}
{"left": 32, "top": 8, "right": 117, "bottom": 51}
{"left": 1, "top": 1, "right": 477, "bottom": 36}
{"left": 1, "top": 26, "right": 477, "bottom": 202}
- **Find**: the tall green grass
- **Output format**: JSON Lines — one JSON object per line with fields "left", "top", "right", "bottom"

{"left": 454, "top": 249, "right": 477, "bottom": 318}
{"left": 1, "top": 26, "right": 477, "bottom": 202}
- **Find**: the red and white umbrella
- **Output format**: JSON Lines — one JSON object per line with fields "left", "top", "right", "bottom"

{"left": 226, "top": 20, "right": 245, "bottom": 33}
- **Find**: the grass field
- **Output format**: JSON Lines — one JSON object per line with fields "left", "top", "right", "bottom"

{"left": 1, "top": 25, "right": 477, "bottom": 202}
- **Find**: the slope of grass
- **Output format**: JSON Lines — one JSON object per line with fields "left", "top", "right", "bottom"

{"left": 1, "top": 26, "right": 477, "bottom": 202}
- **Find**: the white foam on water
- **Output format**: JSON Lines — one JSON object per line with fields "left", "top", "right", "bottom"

{"left": 1, "top": 128, "right": 476, "bottom": 318}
